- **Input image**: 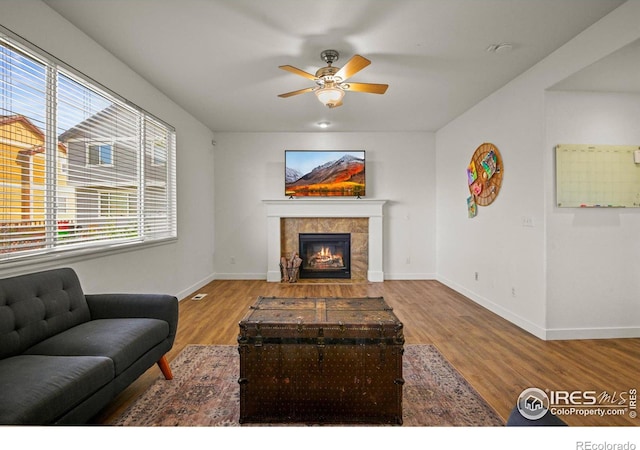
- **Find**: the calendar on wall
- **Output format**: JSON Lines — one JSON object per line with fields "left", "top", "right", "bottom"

{"left": 555, "top": 144, "right": 640, "bottom": 208}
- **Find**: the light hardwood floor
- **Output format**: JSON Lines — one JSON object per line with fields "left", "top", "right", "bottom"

{"left": 93, "top": 279, "right": 640, "bottom": 426}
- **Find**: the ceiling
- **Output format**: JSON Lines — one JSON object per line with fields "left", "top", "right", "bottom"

{"left": 43, "top": 0, "right": 626, "bottom": 133}
{"left": 550, "top": 36, "right": 640, "bottom": 94}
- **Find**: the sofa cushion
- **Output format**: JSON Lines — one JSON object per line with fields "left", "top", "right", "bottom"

{"left": 0, "top": 268, "right": 90, "bottom": 359}
{"left": 0, "top": 354, "right": 113, "bottom": 425}
{"left": 24, "top": 318, "right": 169, "bottom": 376}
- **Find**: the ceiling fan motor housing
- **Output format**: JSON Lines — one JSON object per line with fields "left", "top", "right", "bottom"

{"left": 320, "top": 49, "right": 339, "bottom": 65}
{"left": 317, "top": 50, "right": 342, "bottom": 87}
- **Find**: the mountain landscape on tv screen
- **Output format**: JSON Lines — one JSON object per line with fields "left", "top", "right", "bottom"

{"left": 285, "top": 154, "right": 365, "bottom": 197}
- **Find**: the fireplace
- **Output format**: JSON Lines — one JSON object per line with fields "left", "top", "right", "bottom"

{"left": 263, "top": 199, "right": 386, "bottom": 282}
{"left": 299, "top": 233, "right": 351, "bottom": 279}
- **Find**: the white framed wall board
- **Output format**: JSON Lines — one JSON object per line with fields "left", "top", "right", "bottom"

{"left": 555, "top": 144, "right": 640, "bottom": 208}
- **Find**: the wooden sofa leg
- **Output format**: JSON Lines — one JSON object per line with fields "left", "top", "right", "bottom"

{"left": 157, "top": 355, "right": 173, "bottom": 380}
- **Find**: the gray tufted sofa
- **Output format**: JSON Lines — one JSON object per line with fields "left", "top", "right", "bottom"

{"left": 0, "top": 267, "right": 179, "bottom": 424}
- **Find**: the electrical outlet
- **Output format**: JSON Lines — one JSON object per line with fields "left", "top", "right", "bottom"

{"left": 405, "top": 257, "right": 411, "bottom": 264}
{"left": 230, "top": 256, "right": 236, "bottom": 264}
{"left": 191, "top": 293, "right": 207, "bottom": 301}
{"left": 474, "top": 272, "right": 479, "bottom": 281}
{"left": 522, "top": 216, "right": 534, "bottom": 227}
{"left": 511, "top": 287, "right": 516, "bottom": 297}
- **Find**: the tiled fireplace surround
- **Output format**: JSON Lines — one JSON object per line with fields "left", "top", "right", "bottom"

{"left": 264, "top": 199, "right": 386, "bottom": 282}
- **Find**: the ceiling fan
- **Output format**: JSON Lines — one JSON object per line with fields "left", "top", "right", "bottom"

{"left": 278, "top": 49, "right": 388, "bottom": 108}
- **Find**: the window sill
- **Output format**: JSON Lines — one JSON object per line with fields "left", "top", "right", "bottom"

{"left": 0, "top": 236, "right": 178, "bottom": 278}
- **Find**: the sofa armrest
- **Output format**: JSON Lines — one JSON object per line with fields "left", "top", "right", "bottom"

{"left": 85, "top": 293, "right": 179, "bottom": 346}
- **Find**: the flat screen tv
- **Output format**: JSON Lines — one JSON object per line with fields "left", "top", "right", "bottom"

{"left": 285, "top": 150, "right": 365, "bottom": 197}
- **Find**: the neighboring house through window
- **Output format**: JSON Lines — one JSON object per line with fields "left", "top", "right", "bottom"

{"left": 0, "top": 27, "right": 177, "bottom": 263}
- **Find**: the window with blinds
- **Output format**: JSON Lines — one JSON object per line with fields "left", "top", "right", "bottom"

{"left": 0, "top": 29, "right": 177, "bottom": 263}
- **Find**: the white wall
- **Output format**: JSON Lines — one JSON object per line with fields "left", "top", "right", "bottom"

{"left": 213, "top": 132, "right": 436, "bottom": 280}
{"left": 435, "top": 77, "right": 548, "bottom": 338}
{"left": 436, "top": 1, "right": 640, "bottom": 339}
{"left": 0, "top": 1, "right": 216, "bottom": 299}
{"left": 545, "top": 91, "right": 640, "bottom": 338}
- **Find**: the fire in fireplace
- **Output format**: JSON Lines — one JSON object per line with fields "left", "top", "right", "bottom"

{"left": 299, "top": 233, "right": 351, "bottom": 279}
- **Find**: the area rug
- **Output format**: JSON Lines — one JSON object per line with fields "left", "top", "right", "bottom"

{"left": 110, "top": 344, "right": 504, "bottom": 426}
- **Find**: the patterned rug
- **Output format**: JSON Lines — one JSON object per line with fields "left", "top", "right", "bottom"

{"left": 110, "top": 344, "right": 504, "bottom": 426}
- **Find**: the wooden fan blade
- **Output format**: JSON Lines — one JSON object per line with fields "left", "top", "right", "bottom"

{"left": 278, "top": 87, "right": 316, "bottom": 98}
{"left": 334, "top": 55, "right": 370, "bottom": 81}
{"left": 343, "top": 82, "right": 388, "bottom": 94}
{"left": 279, "top": 65, "right": 318, "bottom": 81}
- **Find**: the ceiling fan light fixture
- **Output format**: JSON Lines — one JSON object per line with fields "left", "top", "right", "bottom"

{"left": 315, "top": 86, "right": 345, "bottom": 108}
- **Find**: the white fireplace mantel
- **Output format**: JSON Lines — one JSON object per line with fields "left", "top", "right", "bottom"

{"left": 263, "top": 199, "right": 386, "bottom": 282}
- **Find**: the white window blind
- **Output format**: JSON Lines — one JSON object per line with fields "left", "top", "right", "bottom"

{"left": 0, "top": 28, "right": 177, "bottom": 263}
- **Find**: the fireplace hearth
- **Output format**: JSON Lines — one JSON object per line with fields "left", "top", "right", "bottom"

{"left": 299, "top": 233, "right": 351, "bottom": 279}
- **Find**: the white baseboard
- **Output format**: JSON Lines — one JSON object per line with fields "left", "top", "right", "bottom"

{"left": 175, "top": 272, "right": 216, "bottom": 300}
{"left": 384, "top": 272, "right": 436, "bottom": 280}
{"left": 436, "top": 276, "right": 640, "bottom": 340}
{"left": 545, "top": 326, "right": 640, "bottom": 340}
{"left": 436, "top": 275, "right": 547, "bottom": 340}
{"left": 214, "top": 272, "right": 266, "bottom": 280}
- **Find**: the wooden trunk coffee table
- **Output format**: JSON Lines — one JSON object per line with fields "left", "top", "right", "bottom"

{"left": 237, "top": 296, "right": 404, "bottom": 424}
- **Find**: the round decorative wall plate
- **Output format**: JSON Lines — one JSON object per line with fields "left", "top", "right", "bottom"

{"left": 467, "top": 143, "right": 503, "bottom": 207}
